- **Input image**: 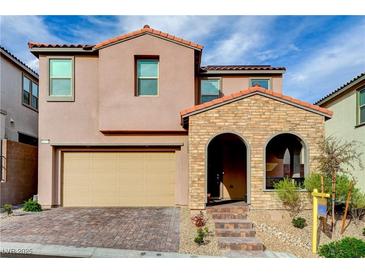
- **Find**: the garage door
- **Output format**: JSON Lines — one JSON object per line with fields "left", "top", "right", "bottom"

{"left": 62, "top": 152, "right": 175, "bottom": 207}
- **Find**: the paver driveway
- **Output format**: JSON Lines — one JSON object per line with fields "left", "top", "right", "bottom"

{"left": 0, "top": 207, "right": 180, "bottom": 252}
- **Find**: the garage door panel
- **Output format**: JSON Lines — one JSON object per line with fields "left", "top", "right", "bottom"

{"left": 62, "top": 151, "right": 175, "bottom": 207}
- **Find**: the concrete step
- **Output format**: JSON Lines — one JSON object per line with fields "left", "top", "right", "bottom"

{"left": 218, "top": 237, "right": 264, "bottom": 251}
{"left": 215, "top": 228, "right": 256, "bottom": 237}
{"left": 214, "top": 219, "right": 253, "bottom": 229}
{"left": 207, "top": 206, "right": 248, "bottom": 214}
{"left": 211, "top": 212, "right": 247, "bottom": 220}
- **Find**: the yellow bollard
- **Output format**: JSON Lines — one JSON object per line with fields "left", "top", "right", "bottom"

{"left": 312, "top": 189, "right": 318, "bottom": 254}
{"left": 312, "top": 188, "right": 330, "bottom": 254}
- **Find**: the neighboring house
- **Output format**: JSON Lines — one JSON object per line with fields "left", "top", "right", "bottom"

{"left": 0, "top": 46, "right": 39, "bottom": 145}
{"left": 0, "top": 46, "right": 38, "bottom": 205}
{"left": 316, "top": 73, "right": 365, "bottom": 191}
{"left": 28, "top": 25, "right": 332, "bottom": 210}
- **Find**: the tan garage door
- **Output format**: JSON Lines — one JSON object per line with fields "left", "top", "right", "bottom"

{"left": 62, "top": 152, "right": 175, "bottom": 207}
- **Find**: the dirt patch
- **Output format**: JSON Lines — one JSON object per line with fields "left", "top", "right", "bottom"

{"left": 179, "top": 207, "right": 221, "bottom": 256}
{"left": 249, "top": 209, "right": 365, "bottom": 258}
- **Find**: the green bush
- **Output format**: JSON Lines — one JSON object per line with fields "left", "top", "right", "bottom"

{"left": 362, "top": 227, "right": 365, "bottom": 236}
{"left": 3, "top": 204, "right": 13, "bottom": 215}
{"left": 351, "top": 190, "right": 365, "bottom": 220}
{"left": 318, "top": 237, "right": 365, "bottom": 258}
{"left": 274, "top": 178, "right": 302, "bottom": 214}
{"left": 292, "top": 217, "right": 306, "bottom": 229}
{"left": 22, "top": 198, "right": 42, "bottom": 212}
{"left": 194, "top": 227, "right": 209, "bottom": 245}
{"left": 304, "top": 173, "right": 331, "bottom": 193}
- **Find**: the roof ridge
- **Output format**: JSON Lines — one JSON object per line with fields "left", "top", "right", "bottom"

{"left": 181, "top": 86, "right": 332, "bottom": 118}
{"left": 315, "top": 72, "right": 365, "bottom": 105}
{"left": 94, "top": 25, "right": 203, "bottom": 50}
{"left": 0, "top": 45, "right": 39, "bottom": 77}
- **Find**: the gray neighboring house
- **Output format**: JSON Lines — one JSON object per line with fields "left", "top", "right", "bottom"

{"left": 1, "top": 45, "right": 38, "bottom": 144}
{"left": 316, "top": 72, "right": 365, "bottom": 191}
{"left": 0, "top": 46, "right": 39, "bottom": 205}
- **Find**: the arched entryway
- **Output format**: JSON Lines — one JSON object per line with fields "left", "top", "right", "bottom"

{"left": 207, "top": 133, "right": 248, "bottom": 204}
{"left": 265, "top": 133, "right": 307, "bottom": 189}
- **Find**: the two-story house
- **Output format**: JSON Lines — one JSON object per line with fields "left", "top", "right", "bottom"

{"left": 0, "top": 46, "right": 39, "bottom": 205}
{"left": 316, "top": 73, "right": 365, "bottom": 191}
{"left": 28, "top": 25, "right": 332, "bottom": 210}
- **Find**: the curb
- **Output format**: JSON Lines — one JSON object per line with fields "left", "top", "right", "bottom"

{"left": 0, "top": 242, "right": 209, "bottom": 258}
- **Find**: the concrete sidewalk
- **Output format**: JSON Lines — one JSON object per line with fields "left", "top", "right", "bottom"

{"left": 0, "top": 242, "right": 296, "bottom": 258}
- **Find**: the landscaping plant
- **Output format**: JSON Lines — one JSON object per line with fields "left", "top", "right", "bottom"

{"left": 191, "top": 211, "right": 209, "bottom": 245}
{"left": 362, "top": 227, "right": 365, "bottom": 236}
{"left": 292, "top": 217, "right": 307, "bottom": 229}
{"left": 3, "top": 204, "right": 13, "bottom": 215}
{"left": 318, "top": 237, "right": 365, "bottom": 258}
{"left": 23, "top": 198, "right": 42, "bottom": 212}
{"left": 351, "top": 190, "right": 365, "bottom": 220}
{"left": 315, "top": 136, "right": 363, "bottom": 228}
{"left": 274, "top": 178, "right": 302, "bottom": 215}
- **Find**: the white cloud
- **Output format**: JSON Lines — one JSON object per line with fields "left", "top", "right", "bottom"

{"left": 0, "top": 16, "right": 63, "bottom": 72}
{"left": 203, "top": 17, "right": 276, "bottom": 65}
{"left": 285, "top": 19, "right": 365, "bottom": 102}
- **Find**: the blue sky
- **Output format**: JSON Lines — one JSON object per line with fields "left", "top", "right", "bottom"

{"left": 1, "top": 16, "right": 364, "bottom": 103}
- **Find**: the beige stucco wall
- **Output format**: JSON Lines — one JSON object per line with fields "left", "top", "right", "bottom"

{"left": 188, "top": 94, "right": 325, "bottom": 210}
{"left": 0, "top": 56, "right": 38, "bottom": 141}
{"left": 321, "top": 81, "right": 365, "bottom": 191}
{"left": 220, "top": 75, "right": 283, "bottom": 95}
{"left": 37, "top": 35, "right": 195, "bottom": 207}
{"left": 98, "top": 35, "right": 195, "bottom": 131}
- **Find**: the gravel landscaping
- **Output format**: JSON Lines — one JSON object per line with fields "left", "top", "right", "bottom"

{"left": 179, "top": 207, "right": 221, "bottom": 256}
{"left": 249, "top": 209, "right": 365, "bottom": 258}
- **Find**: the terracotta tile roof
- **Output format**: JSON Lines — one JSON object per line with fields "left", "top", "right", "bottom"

{"left": 28, "top": 42, "right": 94, "bottom": 49}
{"left": 0, "top": 45, "right": 38, "bottom": 78}
{"left": 94, "top": 25, "right": 203, "bottom": 50}
{"left": 315, "top": 72, "right": 365, "bottom": 105}
{"left": 181, "top": 86, "right": 333, "bottom": 118}
{"left": 201, "top": 65, "right": 286, "bottom": 71}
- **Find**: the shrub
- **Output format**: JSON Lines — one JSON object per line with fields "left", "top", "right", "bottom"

{"left": 194, "top": 227, "right": 209, "bottom": 245}
{"left": 304, "top": 173, "right": 331, "bottom": 193}
{"left": 274, "top": 178, "right": 302, "bottom": 215}
{"left": 318, "top": 237, "right": 365, "bottom": 258}
{"left": 191, "top": 211, "right": 207, "bottom": 228}
{"left": 362, "top": 227, "right": 365, "bottom": 236}
{"left": 292, "top": 217, "right": 306, "bottom": 229}
{"left": 22, "top": 198, "right": 42, "bottom": 212}
{"left": 3, "top": 204, "right": 13, "bottom": 215}
{"left": 351, "top": 190, "right": 365, "bottom": 220}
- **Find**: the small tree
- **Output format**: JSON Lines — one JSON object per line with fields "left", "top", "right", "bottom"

{"left": 315, "top": 136, "right": 363, "bottom": 229}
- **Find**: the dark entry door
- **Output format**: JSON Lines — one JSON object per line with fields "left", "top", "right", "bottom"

{"left": 207, "top": 140, "right": 223, "bottom": 199}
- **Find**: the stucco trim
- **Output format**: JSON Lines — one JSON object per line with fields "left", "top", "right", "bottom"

{"left": 204, "top": 131, "right": 251, "bottom": 205}
{"left": 100, "top": 130, "right": 188, "bottom": 135}
{"left": 262, "top": 131, "right": 310, "bottom": 191}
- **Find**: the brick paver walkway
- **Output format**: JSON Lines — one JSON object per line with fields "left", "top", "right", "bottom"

{"left": 0, "top": 207, "right": 180, "bottom": 252}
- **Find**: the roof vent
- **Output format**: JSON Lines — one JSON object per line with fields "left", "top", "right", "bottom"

{"left": 143, "top": 24, "right": 150, "bottom": 29}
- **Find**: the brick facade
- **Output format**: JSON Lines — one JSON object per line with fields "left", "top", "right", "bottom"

{"left": 188, "top": 94, "right": 325, "bottom": 210}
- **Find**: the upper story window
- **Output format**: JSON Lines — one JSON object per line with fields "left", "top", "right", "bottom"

{"left": 49, "top": 58, "right": 74, "bottom": 101}
{"left": 250, "top": 78, "right": 270, "bottom": 89}
{"left": 200, "top": 79, "right": 220, "bottom": 103}
{"left": 136, "top": 59, "right": 159, "bottom": 96}
{"left": 359, "top": 88, "right": 365, "bottom": 125}
{"left": 22, "top": 75, "right": 38, "bottom": 110}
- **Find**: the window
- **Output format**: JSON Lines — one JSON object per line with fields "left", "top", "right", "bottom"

{"left": 49, "top": 58, "right": 73, "bottom": 98}
{"left": 359, "top": 88, "right": 365, "bottom": 125}
{"left": 265, "top": 133, "right": 306, "bottom": 190}
{"left": 200, "top": 79, "right": 220, "bottom": 103}
{"left": 250, "top": 79, "right": 270, "bottom": 89}
{"left": 136, "top": 59, "right": 159, "bottom": 96}
{"left": 22, "top": 75, "right": 38, "bottom": 110}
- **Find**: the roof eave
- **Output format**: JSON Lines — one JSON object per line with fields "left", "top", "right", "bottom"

{"left": 315, "top": 74, "right": 365, "bottom": 106}
{"left": 200, "top": 69, "right": 286, "bottom": 75}
{"left": 1, "top": 48, "right": 38, "bottom": 79}
{"left": 182, "top": 91, "right": 332, "bottom": 120}
{"left": 29, "top": 47, "right": 96, "bottom": 58}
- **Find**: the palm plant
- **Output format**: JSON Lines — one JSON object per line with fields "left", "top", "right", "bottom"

{"left": 315, "top": 136, "right": 363, "bottom": 229}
